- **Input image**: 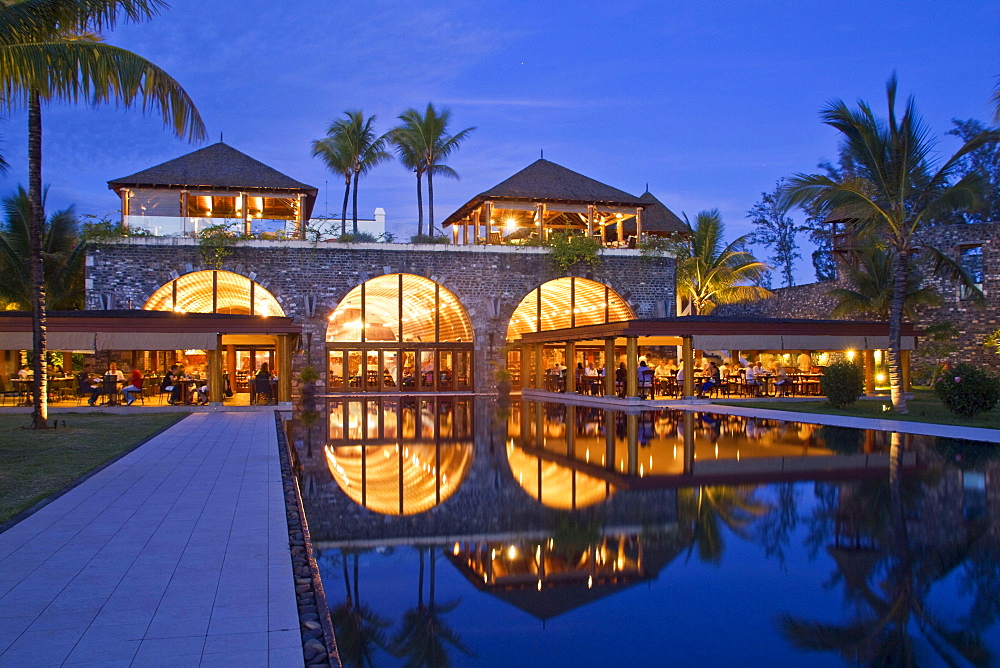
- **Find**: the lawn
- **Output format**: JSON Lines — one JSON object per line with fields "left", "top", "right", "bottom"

{"left": 0, "top": 412, "right": 187, "bottom": 526}
{"left": 717, "top": 390, "right": 1000, "bottom": 430}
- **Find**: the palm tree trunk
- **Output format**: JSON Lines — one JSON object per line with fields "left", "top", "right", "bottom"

{"left": 888, "top": 248, "right": 908, "bottom": 414}
{"left": 415, "top": 170, "right": 424, "bottom": 238}
{"left": 429, "top": 546, "right": 436, "bottom": 609}
{"left": 28, "top": 90, "right": 48, "bottom": 429}
{"left": 417, "top": 547, "right": 425, "bottom": 610}
{"left": 353, "top": 553, "right": 360, "bottom": 607}
{"left": 426, "top": 168, "right": 435, "bottom": 238}
{"left": 351, "top": 172, "right": 360, "bottom": 236}
{"left": 340, "top": 177, "right": 350, "bottom": 237}
{"left": 341, "top": 549, "right": 352, "bottom": 605}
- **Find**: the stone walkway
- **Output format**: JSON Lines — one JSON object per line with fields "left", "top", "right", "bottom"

{"left": 0, "top": 412, "right": 302, "bottom": 667}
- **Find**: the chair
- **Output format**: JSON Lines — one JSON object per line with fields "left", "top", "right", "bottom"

{"left": 489, "top": 231, "right": 502, "bottom": 245}
{"left": 0, "top": 376, "right": 21, "bottom": 406}
{"left": 252, "top": 377, "right": 273, "bottom": 405}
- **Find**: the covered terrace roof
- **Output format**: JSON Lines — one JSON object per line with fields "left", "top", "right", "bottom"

{"left": 516, "top": 316, "right": 919, "bottom": 351}
{"left": 442, "top": 159, "right": 647, "bottom": 227}
{"left": 0, "top": 310, "right": 301, "bottom": 351}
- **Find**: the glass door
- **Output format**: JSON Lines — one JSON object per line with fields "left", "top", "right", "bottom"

{"left": 328, "top": 350, "right": 345, "bottom": 391}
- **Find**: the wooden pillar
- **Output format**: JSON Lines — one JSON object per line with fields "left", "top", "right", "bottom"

{"left": 226, "top": 345, "right": 237, "bottom": 395}
{"left": 604, "top": 338, "right": 615, "bottom": 396}
{"left": 566, "top": 405, "right": 576, "bottom": 457}
{"left": 681, "top": 336, "right": 694, "bottom": 399}
{"left": 587, "top": 204, "right": 595, "bottom": 237}
{"left": 208, "top": 336, "right": 223, "bottom": 405}
{"left": 240, "top": 192, "right": 250, "bottom": 236}
{"left": 626, "top": 336, "right": 638, "bottom": 398}
{"left": 626, "top": 414, "right": 638, "bottom": 474}
{"left": 462, "top": 220, "right": 469, "bottom": 245}
{"left": 635, "top": 207, "right": 643, "bottom": 241}
{"left": 901, "top": 350, "right": 911, "bottom": 392}
{"left": 120, "top": 188, "right": 130, "bottom": 225}
{"left": 277, "top": 334, "right": 292, "bottom": 404}
{"left": 863, "top": 349, "right": 876, "bottom": 396}
{"left": 565, "top": 341, "right": 576, "bottom": 393}
{"left": 534, "top": 345, "right": 544, "bottom": 390}
{"left": 536, "top": 203, "right": 545, "bottom": 241}
{"left": 521, "top": 345, "right": 532, "bottom": 390}
{"left": 297, "top": 193, "right": 307, "bottom": 240}
{"left": 482, "top": 201, "right": 492, "bottom": 243}
{"left": 179, "top": 190, "right": 189, "bottom": 235}
{"left": 617, "top": 214, "right": 625, "bottom": 243}
{"left": 682, "top": 411, "right": 695, "bottom": 475}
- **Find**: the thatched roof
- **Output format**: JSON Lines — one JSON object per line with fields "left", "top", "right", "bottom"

{"left": 108, "top": 142, "right": 318, "bottom": 196}
{"left": 633, "top": 191, "right": 687, "bottom": 235}
{"left": 442, "top": 159, "right": 647, "bottom": 226}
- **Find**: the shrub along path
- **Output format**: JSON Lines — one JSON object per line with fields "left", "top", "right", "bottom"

{"left": 717, "top": 390, "right": 1000, "bottom": 430}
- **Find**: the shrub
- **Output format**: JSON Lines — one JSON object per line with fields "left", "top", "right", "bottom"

{"left": 298, "top": 366, "right": 319, "bottom": 383}
{"left": 545, "top": 232, "right": 601, "bottom": 271}
{"left": 934, "top": 362, "right": 1000, "bottom": 417}
{"left": 337, "top": 231, "right": 380, "bottom": 243}
{"left": 410, "top": 233, "right": 450, "bottom": 245}
{"left": 821, "top": 361, "right": 865, "bottom": 409}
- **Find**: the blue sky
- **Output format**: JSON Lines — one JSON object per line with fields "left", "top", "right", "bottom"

{"left": 2, "top": 0, "right": 998, "bottom": 283}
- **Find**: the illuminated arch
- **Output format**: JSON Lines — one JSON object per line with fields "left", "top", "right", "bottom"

{"left": 326, "top": 443, "right": 474, "bottom": 516}
{"left": 144, "top": 270, "right": 284, "bottom": 316}
{"left": 506, "top": 441, "right": 615, "bottom": 510}
{"left": 506, "top": 277, "right": 633, "bottom": 341}
{"left": 326, "top": 274, "right": 472, "bottom": 343}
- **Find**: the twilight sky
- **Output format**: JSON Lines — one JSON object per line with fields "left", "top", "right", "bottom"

{"left": 2, "top": 0, "right": 998, "bottom": 283}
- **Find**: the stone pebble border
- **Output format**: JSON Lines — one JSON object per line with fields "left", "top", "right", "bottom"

{"left": 274, "top": 411, "right": 340, "bottom": 667}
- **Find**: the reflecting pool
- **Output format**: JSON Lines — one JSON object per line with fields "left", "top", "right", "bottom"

{"left": 291, "top": 397, "right": 1000, "bottom": 666}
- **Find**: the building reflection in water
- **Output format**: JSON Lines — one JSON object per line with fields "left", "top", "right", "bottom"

{"left": 325, "top": 397, "right": 475, "bottom": 515}
{"left": 447, "top": 526, "right": 688, "bottom": 622}
{"left": 507, "top": 401, "right": 918, "bottom": 509}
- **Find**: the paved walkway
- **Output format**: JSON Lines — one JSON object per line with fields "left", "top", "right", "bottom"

{"left": 0, "top": 412, "right": 302, "bottom": 667}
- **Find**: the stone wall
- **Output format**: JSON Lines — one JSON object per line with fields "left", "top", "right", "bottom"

{"left": 85, "top": 238, "right": 675, "bottom": 391}
{"left": 718, "top": 222, "right": 1000, "bottom": 370}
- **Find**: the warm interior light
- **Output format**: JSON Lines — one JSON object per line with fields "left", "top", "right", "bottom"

{"left": 846, "top": 350, "right": 856, "bottom": 361}
{"left": 876, "top": 373, "right": 886, "bottom": 382}
{"left": 508, "top": 545, "right": 518, "bottom": 560}
{"left": 505, "top": 218, "right": 517, "bottom": 231}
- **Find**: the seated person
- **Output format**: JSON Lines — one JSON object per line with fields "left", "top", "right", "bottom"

{"left": 638, "top": 361, "right": 655, "bottom": 399}
{"left": 105, "top": 362, "right": 125, "bottom": 382}
{"left": 77, "top": 363, "right": 101, "bottom": 405}
{"left": 698, "top": 362, "right": 721, "bottom": 398}
{"left": 122, "top": 367, "right": 143, "bottom": 406}
{"left": 195, "top": 382, "right": 210, "bottom": 404}
{"left": 254, "top": 363, "right": 273, "bottom": 403}
{"left": 745, "top": 362, "right": 760, "bottom": 394}
{"left": 773, "top": 365, "right": 791, "bottom": 395}
{"left": 161, "top": 364, "right": 180, "bottom": 404}
{"left": 615, "top": 363, "right": 627, "bottom": 397}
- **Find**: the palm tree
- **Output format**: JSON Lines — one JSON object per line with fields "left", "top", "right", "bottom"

{"left": 391, "top": 546, "right": 472, "bottom": 667}
{"left": 311, "top": 132, "right": 354, "bottom": 236}
{"left": 0, "top": 186, "right": 85, "bottom": 310}
{"left": 392, "top": 104, "right": 474, "bottom": 237}
{"left": 783, "top": 75, "right": 998, "bottom": 414}
{"left": 314, "top": 111, "right": 389, "bottom": 236}
{"left": 330, "top": 549, "right": 392, "bottom": 667}
{"left": 827, "top": 242, "right": 943, "bottom": 320}
{"left": 0, "top": 0, "right": 205, "bottom": 428}
{"left": 672, "top": 209, "right": 773, "bottom": 315}
{"left": 677, "top": 485, "right": 770, "bottom": 565}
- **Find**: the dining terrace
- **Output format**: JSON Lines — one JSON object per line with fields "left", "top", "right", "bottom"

{"left": 0, "top": 311, "right": 301, "bottom": 409}
{"left": 512, "top": 316, "right": 920, "bottom": 402}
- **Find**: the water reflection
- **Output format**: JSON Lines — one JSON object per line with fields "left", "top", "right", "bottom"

{"left": 292, "top": 398, "right": 1000, "bottom": 666}
{"left": 325, "top": 398, "right": 475, "bottom": 515}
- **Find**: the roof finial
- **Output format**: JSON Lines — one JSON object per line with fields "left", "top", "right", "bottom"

{"left": 540, "top": 149, "right": 544, "bottom": 159}
{"left": 645, "top": 182, "right": 649, "bottom": 192}
{"left": 220, "top": 132, "right": 224, "bottom": 143}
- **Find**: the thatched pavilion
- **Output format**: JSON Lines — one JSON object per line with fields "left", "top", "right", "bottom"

{"left": 108, "top": 142, "right": 318, "bottom": 239}
{"left": 441, "top": 159, "right": 686, "bottom": 246}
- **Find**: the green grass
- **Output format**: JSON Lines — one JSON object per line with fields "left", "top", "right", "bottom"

{"left": 0, "top": 413, "right": 187, "bottom": 525}
{"left": 717, "top": 389, "right": 1000, "bottom": 430}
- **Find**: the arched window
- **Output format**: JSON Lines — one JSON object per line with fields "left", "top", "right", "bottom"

{"left": 144, "top": 270, "right": 284, "bottom": 316}
{"left": 327, "top": 274, "right": 472, "bottom": 343}
{"left": 506, "top": 277, "right": 633, "bottom": 341}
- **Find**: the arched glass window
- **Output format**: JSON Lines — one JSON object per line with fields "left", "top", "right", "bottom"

{"left": 144, "top": 270, "right": 284, "bottom": 316}
{"left": 506, "top": 277, "right": 633, "bottom": 341}
{"left": 506, "top": 441, "right": 615, "bottom": 510}
{"left": 327, "top": 274, "right": 472, "bottom": 343}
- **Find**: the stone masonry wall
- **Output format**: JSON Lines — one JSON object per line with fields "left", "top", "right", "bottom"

{"left": 85, "top": 238, "right": 675, "bottom": 391}
{"left": 717, "top": 222, "right": 1000, "bottom": 371}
